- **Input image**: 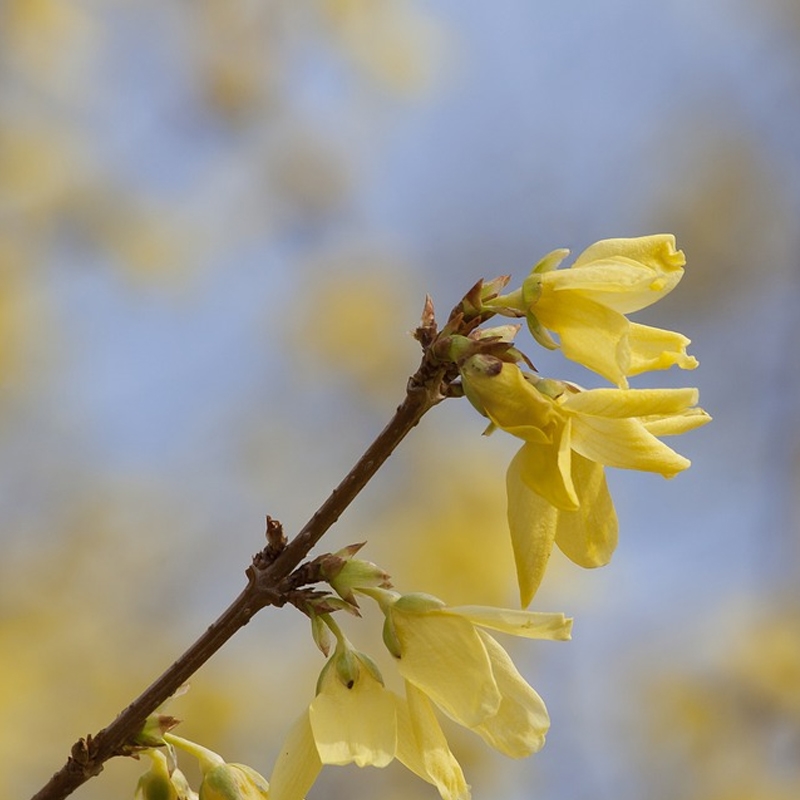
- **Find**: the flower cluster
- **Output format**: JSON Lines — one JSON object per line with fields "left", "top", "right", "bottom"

{"left": 268, "top": 591, "right": 571, "bottom": 800}
{"left": 486, "top": 234, "right": 698, "bottom": 387}
{"left": 461, "top": 356, "right": 709, "bottom": 604}
{"left": 459, "top": 234, "right": 710, "bottom": 604}
{"left": 133, "top": 234, "right": 709, "bottom": 800}
{"left": 136, "top": 736, "right": 269, "bottom": 800}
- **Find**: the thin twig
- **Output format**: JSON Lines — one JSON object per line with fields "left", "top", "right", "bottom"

{"left": 30, "top": 347, "right": 451, "bottom": 800}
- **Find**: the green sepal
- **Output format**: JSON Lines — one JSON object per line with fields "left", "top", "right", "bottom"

{"left": 382, "top": 615, "right": 402, "bottom": 659}
{"left": 526, "top": 312, "right": 559, "bottom": 350}
{"left": 531, "top": 247, "right": 569, "bottom": 274}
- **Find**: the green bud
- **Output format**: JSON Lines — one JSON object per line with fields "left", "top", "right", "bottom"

{"left": 136, "top": 749, "right": 197, "bottom": 800}
{"left": 334, "top": 646, "right": 361, "bottom": 689}
{"left": 438, "top": 333, "right": 475, "bottom": 364}
{"left": 200, "top": 763, "right": 269, "bottom": 800}
{"left": 472, "top": 324, "right": 521, "bottom": 344}
{"left": 317, "top": 543, "right": 391, "bottom": 606}
{"left": 460, "top": 275, "right": 511, "bottom": 317}
{"left": 328, "top": 559, "right": 391, "bottom": 605}
{"left": 136, "top": 687, "right": 188, "bottom": 747}
{"left": 458, "top": 354, "right": 500, "bottom": 419}
{"left": 393, "top": 592, "right": 447, "bottom": 614}
{"left": 480, "top": 274, "right": 512, "bottom": 300}
{"left": 304, "top": 593, "right": 360, "bottom": 616}
{"left": 136, "top": 714, "right": 181, "bottom": 748}
{"left": 136, "top": 752, "right": 175, "bottom": 800}
{"left": 526, "top": 374, "right": 568, "bottom": 399}
{"left": 310, "top": 613, "right": 332, "bottom": 656}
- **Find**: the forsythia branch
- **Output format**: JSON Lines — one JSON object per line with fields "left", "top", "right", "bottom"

{"left": 30, "top": 240, "right": 710, "bottom": 800}
{"left": 30, "top": 300, "right": 466, "bottom": 800}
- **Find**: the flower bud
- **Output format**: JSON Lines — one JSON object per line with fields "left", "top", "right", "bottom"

{"left": 310, "top": 612, "right": 332, "bottom": 656}
{"left": 319, "top": 544, "right": 391, "bottom": 606}
{"left": 136, "top": 749, "right": 197, "bottom": 800}
{"left": 136, "top": 687, "right": 188, "bottom": 747}
{"left": 136, "top": 714, "right": 181, "bottom": 748}
{"left": 334, "top": 645, "right": 361, "bottom": 689}
{"left": 199, "top": 763, "right": 269, "bottom": 800}
{"left": 458, "top": 353, "right": 503, "bottom": 416}
{"left": 330, "top": 558, "right": 391, "bottom": 604}
{"left": 393, "top": 592, "right": 447, "bottom": 614}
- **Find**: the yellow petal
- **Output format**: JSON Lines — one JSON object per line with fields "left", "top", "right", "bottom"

{"left": 533, "top": 292, "right": 630, "bottom": 387}
{"left": 391, "top": 607, "right": 501, "bottom": 727}
{"left": 515, "top": 431, "right": 579, "bottom": 511}
{"left": 444, "top": 606, "right": 572, "bottom": 641}
{"left": 627, "top": 322, "right": 698, "bottom": 376}
{"left": 568, "top": 234, "right": 685, "bottom": 312}
{"left": 269, "top": 712, "right": 322, "bottom": 800}
{"left": 507, "top": 448, "right": 558, "bottom": 607}
{"left": 309, "top": 663, "right": 397, "bottom": 767}
{"left": 460, "top": 358, "right": 560, "bottom": 440}
{"left": 546, "top": 261, "right": 657, "bottom": 292}
{"left": 642, "top": 407, "right": 712, "bottom": 436}
{"left": 396, "top": 682, "right": 471, "bottom": 800}
{"left": 573, "top": 234, "right": 684, "bottom": 270}
{"left": 570, "top": 414, "right": 691, "bottom": 477}
{"left": 545, "top": 261, "right": 682, "bottom": 313}
{"left": 554, "top": 453, "right": 618, "bottom": 568}
{"left": 470, "top": 631, "right": 550, "bottom": 757}
{"left": 563, "top": 387, "right": 699, "bottom": 419}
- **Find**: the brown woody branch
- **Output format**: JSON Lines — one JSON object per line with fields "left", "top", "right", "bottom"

{"left": 30, "top": 311, "right": 460, "bottom": 800}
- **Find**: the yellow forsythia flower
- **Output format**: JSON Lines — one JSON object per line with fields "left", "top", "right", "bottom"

{"left": 310, "top": 647, "right": 398, "bottom": 768}
{"left": 461, "top": 356, "right": 710, "bottom": 606}
{"left": 199, "top": 763, "right": 269, "bottom": 800}
{"left": 164, "top": 735, "right": 268, "bottom": 800}
{"left": 374, "top": 590, "right": 571, "bottom": 758}
{"left": 492, "top": 234, "right": 698, "bottom": 387}
{"left": 136, "top": 748, "right": 198, "bottom": 800}
{"left": 269, "top": 646, "right": 468, "bottom": 800}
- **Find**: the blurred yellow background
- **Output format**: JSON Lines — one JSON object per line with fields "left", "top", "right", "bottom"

{"left": 2, "top": 1, "right": 799, "bottom": 799}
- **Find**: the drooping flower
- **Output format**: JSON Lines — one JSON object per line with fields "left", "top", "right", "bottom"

{"left": 310, "top": 646, "right": 398, "bottom": 769}
{"left": 366, "top": 589, "right": 571, "bottom": 758}
{"left": 164, "top": 735, "right": 269, "bottom": 800}
{"left": 136, "top": 747, "right": 198, "bottom": 800}
{"left": 460, "top": 355, "right": 710, "bottom": 605}
{"left": 269, "top": 637, "right": 468, "bottom": 800}
{"left": 488, "top": 234, "right": 698, "bottom": 387}
{"left": 199, "top": 763, "right": 270, "bottom": 800}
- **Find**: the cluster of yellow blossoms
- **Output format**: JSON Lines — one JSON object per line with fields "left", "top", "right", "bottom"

{"left": 465, "top": 234, "right": 710, "bottom": 605}
{"left": 267, "top": 593, "right": 571, "bottom": 800}
{"left": 135, "top": 235, "right": 709, "bottom": 800}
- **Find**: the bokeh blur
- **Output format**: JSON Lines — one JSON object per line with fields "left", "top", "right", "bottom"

{"left": 2, "top": 2, "right": 799, "bottom": 799}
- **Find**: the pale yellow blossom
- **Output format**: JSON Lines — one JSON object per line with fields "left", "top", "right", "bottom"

{"left": 461, "top": 356, "right": 710, "bottom": 605}
{"left": 491, "top": 235, "right": 698, "bottom": 387}
{"left": 375, "top": 590, "right": 571, "bottom": 757}
{"left": 136, "top": 748, "right": 198, "bottom": 800}
{"left": 164, "top": 735, "right": 268, "bottom": 800}
{"left": 269, "top": 645, "right": 468, "bottom": 800}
